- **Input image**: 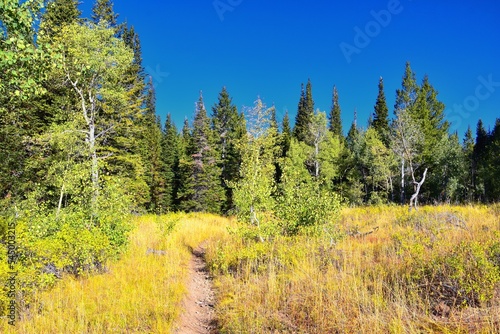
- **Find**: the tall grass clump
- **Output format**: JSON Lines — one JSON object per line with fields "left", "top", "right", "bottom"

{"left": 207, "top": 205, "right": 500, "bottom": 333}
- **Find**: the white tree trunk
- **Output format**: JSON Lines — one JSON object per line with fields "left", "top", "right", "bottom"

{"left": 409, "top": 168, "right": 428, "bottom": 212}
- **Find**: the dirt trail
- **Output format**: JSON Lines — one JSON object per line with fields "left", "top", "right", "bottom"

{"left": 173, "top": 245, "right": 218, "bottom": 334}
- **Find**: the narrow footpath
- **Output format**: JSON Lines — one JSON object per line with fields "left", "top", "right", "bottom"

{"left": 173, "top": 245, "right": 218, "bottom": 334}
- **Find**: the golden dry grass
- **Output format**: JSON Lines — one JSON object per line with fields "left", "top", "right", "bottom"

{"left": 206, "top": 205, "right": 500, "bottom": 333}
{"left": 0, "top": 213, "right": 231, "bottom": 333}
{"left": 2, "top": 206, "right": 499, "bottom": 333}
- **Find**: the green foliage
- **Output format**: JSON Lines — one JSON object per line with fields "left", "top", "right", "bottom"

{"left": 211, "top": 87, "right": 246, "bottom": 212}
{"left": 276, "top": 139, "right": 342, "bottom": 237}
{"left": 372, "top": 77, "right": 390, "bottom": 147}
{"left": 329, "top": 85, "right": 343, "bottom": 138}
{"left": 231, "top": 98, "right": 277, "bottom": 238}
{"left": 293, "top": 80, "right": 314, "bottom": 143}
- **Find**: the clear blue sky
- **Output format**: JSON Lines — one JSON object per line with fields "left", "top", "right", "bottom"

{"left": 80, "top": 0, "right": 500, "bottom": 137}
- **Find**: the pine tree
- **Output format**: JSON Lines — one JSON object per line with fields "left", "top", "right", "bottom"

{"left": 91, "top": 0, "right": 118, "bottom": 27}
{"left": 176, "top": 118, "right": 195, "bottom": 210}
{"left": 329, "top": 85, "right": 343, "bottom": 138}
{"left": 372, "top": 77, "right": 390, "bottom": 147}
{"left": 394, "top": 61, "right": 418, "bottom": 113}
{"left": 211, "top": 87, "right": 244, "bottom": 212}
{"left": 462, "top": 126, "right": 475, "bottom": 202}
{"left": 181, "top": 93, "right": 224, "bottom": 213}
{"left": 473, "top": 119, "right": 488, "bottom": 202}
{"left": 162, "top": 114, "right": 179, "bottom": 211}
{"left": 293, "top": 79, "right": 314, "bottom": 143}
{"left": 281, "top": 111, "right": 292, "bottom": 158}
{"left": 139, "top": 78, "right": 165, "bottom": 213}
{"left": 413, "top": 75, "right": 449, "bottom": 166}
{"left": 39, "top": 0, "right": 80, "bottom": 38}
{"left": 487, "top": 118, "right": 500, "bottom": 201}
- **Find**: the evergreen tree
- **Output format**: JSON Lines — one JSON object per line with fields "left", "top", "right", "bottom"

{"left": 372, "top": 77, "right": 390, "bottom": 147}
{"left": 329, "top": 85, "right": 343, "bottom": 138}
{"left": 211, "top": 87, "right": 245, "bottom": 212}
{"left": 293, "top": 79, "right": 314, "bottom": 143}
{"left": 462, "top": 126, "right": 475, "bottom": 202}
{"left": 473, "top": 119, "right": 488, "bottom": 202}
{"left": 394, "top": 61, "right": 418, "bottom": 113}
{"left": 162, "top": 114, "right": 179, "bottom": 211}
{"left": 413, "top": 75, "right": 449, "bottom": 166}
{"left": 140, "top": 78, "right": 165, "bottom": 213}
{"left": 176, "top": 118, "right": 195, "bottom": 210}
{"left": 281, "top": 111, "right": 292, "bottom": 158}
{"left": 91, "top": 0, "right": 118, "bottom": 27}
{"left": 180, "top": 93, "right": 224, "bottom": 213}
{"left": 39, "top": 0, "right": 80, "bottom": 38}
{"left": 487, "top": 118, "right": 500, "bottom": 201}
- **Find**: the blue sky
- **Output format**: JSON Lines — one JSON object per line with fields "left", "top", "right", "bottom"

{"left": 80, "top": 0, "right": 500, "bottom": 137}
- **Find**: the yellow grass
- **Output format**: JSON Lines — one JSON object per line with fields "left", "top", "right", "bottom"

{"left": 206, "top": 205, "right": 500, "bottom": 333}
{"left": 2, "top": 206, "right": 499, "bottom": 333}
{"left": 0, "top": 212, "right": 231, "bottom": 333}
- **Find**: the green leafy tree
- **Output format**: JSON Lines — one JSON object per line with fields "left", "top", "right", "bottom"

{"left": 277, "top": 138, "right": 341, "bottom": 238}
{"left": 0, "top": 0, "right": 52, "bottom": 199}
{"left": 359, "top": 128, "right": 396, "bottom": 204}
{"left": 56, "top": 22, "right": 135, "bottom": 218}
{"left": 231, "top": 98, "right": 277, "bottom": 240}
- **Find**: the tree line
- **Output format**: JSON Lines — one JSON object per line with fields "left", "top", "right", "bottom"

{"left": 1, "top": 0, "right": 500, "bottom": 222}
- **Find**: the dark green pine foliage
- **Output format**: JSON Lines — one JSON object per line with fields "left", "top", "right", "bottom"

{"left": 372, "top": 77, "right": 390, "bottom": 147}
{"left": 329, "top": 85, "right": 343, "bottom": 138}
{"left": 281, "top": 111, "right": 292, "bottom": 159}
{"left": 39, "top": 0, "right": 81, "bottom": 37}
{"left": 394, "top": 61, "right": 418, "bottom": 114}
{"left": 413, "top": 75, "right": 449, "bottom": 166}
{"left": 293, "top": 79, "right": 314, "bottom": 143}
{"left": 487, "top": 118, "right": 500, "bottom": 201}
{"left": 140, "top": 78, "right": 166, "bottom": 213}
{"left": 473, "top": 119, "right": 489, "bottom": 202}
{"left": 269, "top": 107, "right": 283, "bottom": 188}
{"left": 91, "top": 0, "right": 118, "bottom": 27}
{"left": 162, "top": 114, "right": 179, "bottom": 211}
{"left": 462, "top": 126, "right": 475, "bottom": 202}
{"left": 176, "top": 118, "right": 196, "bottom": 210}
{"left": 346, "top": 110, "right": 360, "bottom": 152}
{"left": 179, "top": 94, "right": 224, "bottom": 213}
{"left": 211, "top": 87, "right": 245, "bottom": 212}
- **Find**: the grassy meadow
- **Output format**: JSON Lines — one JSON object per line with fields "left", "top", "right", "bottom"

{"left": 2, "top": 205, "right": 500, "bottom": 333}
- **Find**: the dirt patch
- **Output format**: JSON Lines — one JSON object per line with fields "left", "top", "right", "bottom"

{"left": 173, "top": 245, "right": 218, "bottom": 334}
